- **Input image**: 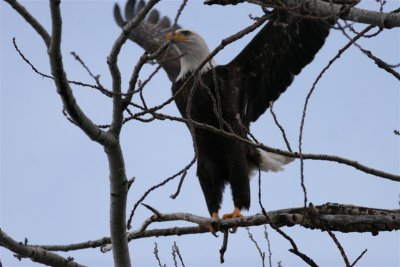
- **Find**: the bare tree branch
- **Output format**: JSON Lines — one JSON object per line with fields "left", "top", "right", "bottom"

{"left": 105, "top": 143, "right": 131, "bottom": 267}
{"left": 337, "top": 21, "right": 400, "bottom": 80}
{"left": 127, "top": 156, "right": 196, "bottom": 229}
{"left": 272, "top": 226, "right": 318, "bottom": 267}
{"left": 5, "top": 0, "right": 113, "bottom": 146}
{"left": 298, "top": 23, "right": 377, "bottom": 207}
{"left": 4, "top": 0, "right": 51, "bottom": 46}
{"left": 48, "top": 1, "right": 114, "bottom": 146}
{"left": 31, "top": 204, "right": 400, "bottom": 253}
{"left": 12, "top": 38, "right": 114, "bottom": 96}
{"left": 108, "top": 0, "right": 161, "bottom": 136}
{"left": 150, "top": 112, "right": 400, "bottom": 182}
{"left": 70, "top": 51, "right": 109, "bottom": 92}
{"left": 0, "top": 229, "right": 85, "bottom": 267}
{"left": 205, "top": 0, "right": 400, "bottom": 28}
{"left": 170, "top": 171, "right": 188, "bottom": 199}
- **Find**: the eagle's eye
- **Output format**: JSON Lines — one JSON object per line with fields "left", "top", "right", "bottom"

{"left": 180, "top": 30, "right": 191, "bottom": 36}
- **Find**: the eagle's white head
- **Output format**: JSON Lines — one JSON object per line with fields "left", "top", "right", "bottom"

{"left": 166, "top": 29, "right": 217, "bottom": 81}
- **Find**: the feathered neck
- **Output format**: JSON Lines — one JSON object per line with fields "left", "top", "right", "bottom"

{"left": 176, "top": 53, "right": 217, "bottom": 81}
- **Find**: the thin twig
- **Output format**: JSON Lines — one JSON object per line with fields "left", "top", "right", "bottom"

{"left": 172, "top": 0, "right": 189, "bottom": 30}
{"left": 272, "top": 227, "right": 318, "bottom": 267}
{"left": 263, "top": 225, "right": 273, "bottom": 267}
{"left": 270, "top": 101, "right": 292, "bottom": 152}
{"left": 219, "top": 230, "right": 229, "bottom": 264}
{"left": 173, "top": 242, "right": 185, "bottom": 267}
{"left": 13, "top": 38, "right": 112, "bottom": 96}
{"left": 127, "top": 157, "right": 196, "bottom": 229}
{"left": 258, "top": 169, "right": 269, "bottom": 218}
{"left": 153, "top": 242, "right": 165, "bottom": 267}
{"left": 350, "top": 249, "right": 368, "bottom": 267}
{"left": 338, "top": 22, "right": 400, "bottom": 81}
{"left": 327, "top": 230, "right": 350, "bottom": 267}
{"left": 172, "top": 244, "right": 178, "bottom": 267}
{"left": 246, "top": 228, "right": 266, "bottom": 267}
{"left": 170, "top": 171, "right": 188, "bottom": 199}
{"left": 70, "top": 51, "right": 107, "bottom": 90}
{"left": 298, "top": 24, "right": 376, "bottom": 208}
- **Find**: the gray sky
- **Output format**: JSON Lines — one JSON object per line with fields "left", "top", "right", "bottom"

{"left": 1, "top": 0, "right": 399, "bottom": 266}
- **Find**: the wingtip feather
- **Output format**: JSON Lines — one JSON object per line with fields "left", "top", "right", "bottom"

{"left": 125, "top": 0, "right": 137, "bottom": 20}
{"left": 113, "top": 3, "right": 126, "bottom": 27}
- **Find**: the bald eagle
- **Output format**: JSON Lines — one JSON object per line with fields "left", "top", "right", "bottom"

{"left": 115, "top": 0, "right": 332, "bottom": 230}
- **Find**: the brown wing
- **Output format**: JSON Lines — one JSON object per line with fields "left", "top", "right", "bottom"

{"left": 114, "top": 0, "right": 181, "bottom": 81}
{"left": 227, "top": 11, "right": 334, "bottom": 125}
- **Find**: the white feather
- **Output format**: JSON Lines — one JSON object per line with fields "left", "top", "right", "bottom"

{"left": 254, "top": 148, "right": 294, "bottom": 173}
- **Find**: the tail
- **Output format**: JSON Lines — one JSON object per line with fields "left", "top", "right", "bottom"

{"left": 256, "top": 148, "right": 294, "bottom": 172}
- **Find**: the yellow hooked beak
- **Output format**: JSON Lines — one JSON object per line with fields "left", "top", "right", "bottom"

{"left": 166, "top": 31, "right": 187, "bottom": 42}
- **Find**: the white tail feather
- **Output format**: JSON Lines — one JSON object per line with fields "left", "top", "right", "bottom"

{"left": 256, "top": 148, "right": 294, "bottom": 172}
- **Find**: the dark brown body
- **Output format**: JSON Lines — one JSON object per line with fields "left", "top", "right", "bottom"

{"left": 172, "top": 68, "right": 260, "bottom": 215}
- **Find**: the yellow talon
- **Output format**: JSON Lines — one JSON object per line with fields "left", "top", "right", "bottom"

{"left": 222, "top": 207, "right": 243, "bottom": 233}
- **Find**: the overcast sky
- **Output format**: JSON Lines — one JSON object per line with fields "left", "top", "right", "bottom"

{"left": 1, "top": 0, "right": 399, "bottom": 266}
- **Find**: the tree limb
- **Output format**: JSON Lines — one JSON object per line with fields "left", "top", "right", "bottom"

{"left": 0, "top": 228, "right": 85, "bottom": 267}
{"left": 105, "top": 143, "right": 131, "bottom": 267}
{"left": 3, "top": 0, "right": 51, "bottom": 46}
{"left": 205, "top": 0, "right": 400, "bottom": 28}
{"left": 107, "top": 0, "right": 161, "bottom": 136}
{"left": 32, "top": 203, "right": 400, "bottom": 252}
{"left": 52, "top": 2, "right": 117, "bottom": 145}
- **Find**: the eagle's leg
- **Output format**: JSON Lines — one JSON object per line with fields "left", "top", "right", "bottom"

{"left": 222, "top": 207, "right": 244, "bottom": 232}
{"left": 223, "top": 148, "right": 250, "bottom": 232}
{"left": 197, "top": 155, "right": 224, "bottom": 235}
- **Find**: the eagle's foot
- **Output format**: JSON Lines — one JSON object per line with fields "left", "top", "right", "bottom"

{"left": 222, "top": 207, "right": 243, "bottom": 233}
{"left": 209, "top": 212, "right": 220, "bottom": 236}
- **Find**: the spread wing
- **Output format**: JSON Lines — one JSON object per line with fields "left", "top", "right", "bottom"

{"left": 228, "top": 11, "right": 333, "bottom": 126}
{"left": 114, "top": 0, "right": 180, "bottom": 81}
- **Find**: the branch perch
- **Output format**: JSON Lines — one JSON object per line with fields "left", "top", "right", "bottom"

{"left": 32, "top": 203, "right": 400, "bottom": 253}
{"left": 205, "top": 0, "right": 400, "bottom": 28}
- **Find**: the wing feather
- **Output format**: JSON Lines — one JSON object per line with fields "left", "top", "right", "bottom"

{"left": 147, "top": 9, "right": 160, "bottom": 24}
{"left": 113, "top": 0, "right": 181, "bottom": 81}
{"left": 227, "top": 11, "right": 333, "bottom": 125}
{"left": 157, "top": 16, "right": 171, "bottom": 28}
